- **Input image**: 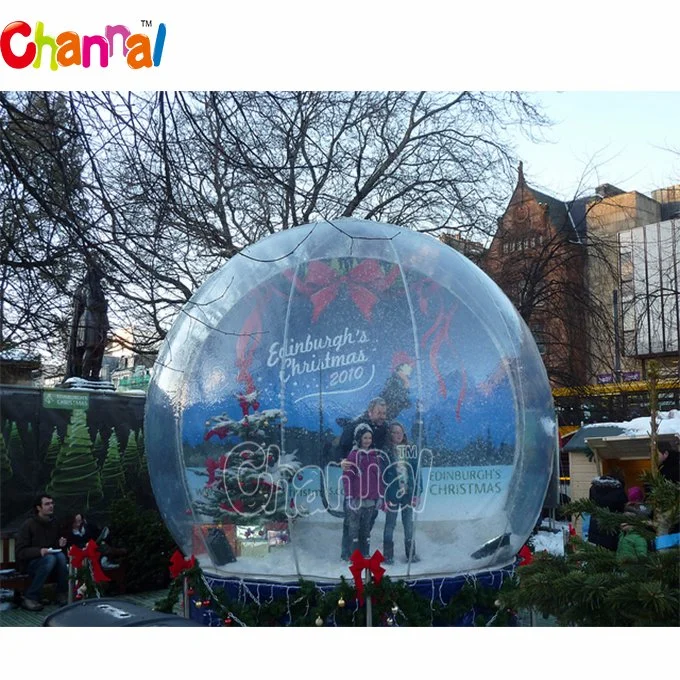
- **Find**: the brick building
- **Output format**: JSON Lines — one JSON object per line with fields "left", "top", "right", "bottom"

{"left": 481, "top": 164, "right": 680, "bottom": 388}
{"left": 481, "top": 163, "right": 592, "bottom": 387}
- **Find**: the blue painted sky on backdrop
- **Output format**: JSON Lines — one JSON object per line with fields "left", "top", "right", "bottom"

{"left": 511, "top": 92, "right": 680, "bottom": 201}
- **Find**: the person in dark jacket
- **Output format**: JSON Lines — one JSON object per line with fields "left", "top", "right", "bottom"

{"left": 65, "top": 512, "right": 100, "bottom": 550}
{"left": 587, "top": 472, "right": 627, "bottom": 551}
{"left": 65, "top": 512, "right": 128, "bottom": 567}
{"left": 14, "top": 493, "right": 69, "bottom": 611}
{"left": 342, "top": 423, "right": 387, "bottom": 559}
{"left": 337, "top": 397, "right": 388, "bottom": 559}
{"left": 656, "top": 440, "right": 680, "bottom": 535}
{"left": 658, "top": 440, "right": 680, "bottom": 484}
{"left": 382, "top": 421, "right": 422, "bottom": 564}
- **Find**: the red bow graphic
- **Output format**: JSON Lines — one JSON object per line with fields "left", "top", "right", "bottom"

{"left": 206, "top": 455, "right": 228, "bottom": 485}
{"left": 68, "top": 540, "right": 111, "bottom": 583}
{"left": 169, "top": 550, "right": 196, "bottom": 579}
{"left": 304, "top": 260, "right": 398, "bottom": 322}
{"left": 349, "top": 549, "right": 385, "bottom": 605}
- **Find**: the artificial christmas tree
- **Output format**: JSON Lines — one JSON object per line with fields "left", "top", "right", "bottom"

{"left": 194, "top": 397, "right": 301, "bottom": 531}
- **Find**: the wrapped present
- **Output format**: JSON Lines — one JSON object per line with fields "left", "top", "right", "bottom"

{"left": 265, "top": 521, "right": 289, "bottom": 532}
{"left": 238, "top": 539, "right": 269, "bottom": 557}
{"left": 267, "top": 529, "right": 289, "bottom": 547}
{"left": 236, "top": 524, "right": 268, "bottom": 558}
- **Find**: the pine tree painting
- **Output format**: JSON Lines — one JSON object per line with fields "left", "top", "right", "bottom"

{"left": 92, "top": 431, "right": 107, "bottom": 469}
{"left": 123, "top": 430, "right": 141, "bottom": 481}
{"left": 44, "top": 427, "right": 61, "bottom": 467}
{"left": 0, "top": 429, "right": 12, "bottom": 482}
{"left": 47, "top": 409, "right": 103, "bottom": 509}
{"left": 101, "top": 429, "right": 126, "bottom": 499}
{"left": 7, "top": 422, "right": 24, "bottom": 464}
{"left": 136, "top": 428, "right": 150, "bottom": 486}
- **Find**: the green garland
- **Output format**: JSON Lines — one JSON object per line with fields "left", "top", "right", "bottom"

{"left": 154, "top": 565, "right": 517, "bottom": 627}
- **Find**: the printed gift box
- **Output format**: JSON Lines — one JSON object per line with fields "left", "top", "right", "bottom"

{"left": 236, "top": 524, "right": 268, "bottom": 558}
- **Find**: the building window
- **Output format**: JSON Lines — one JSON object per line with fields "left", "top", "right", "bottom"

{"left": 530, "top": 323, "right": 546, "bottom": 355}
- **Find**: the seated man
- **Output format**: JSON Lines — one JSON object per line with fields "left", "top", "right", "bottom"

{"left": 15, "top": 493, "right": 69, "bottom": 611}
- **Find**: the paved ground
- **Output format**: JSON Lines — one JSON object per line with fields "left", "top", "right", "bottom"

{"left": 0, "top": 588, "right": 175, "bottom": 627}
{"left": 1, "top": 590, "right": 559, "bottom": 627}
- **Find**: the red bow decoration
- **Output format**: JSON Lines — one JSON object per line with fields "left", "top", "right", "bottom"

{"left": 303, "top": 260, "right": 398, "bottom": 322}
{"left": 206, "top": 455, "right": 228, "bottom": 485}
{"left": 348, "top": 549, "right": 385, "bottom": 605}
{"left": 169, "top": 550, "right": 196, "bottom": 579}
{"left": 518, "top": 544, "right": 534, "bottom": 566}
{"left": 237, "top": 393, "right": 260, "bottom": 417}
{"left": 68, "top": 540, "right": 111, "bottom": 583}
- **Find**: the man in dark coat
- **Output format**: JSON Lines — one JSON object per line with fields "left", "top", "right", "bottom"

{"left": 337, "top": 397, "right": 388, "bottom": 560}
{"left": 587, "top": 473, "right": 628, "bottom": 550}
{"left": 15, "top": 493, "right": 69, "bottom": 611}
{"left": 657, "top": 440, "right": 680, "bottom": 535}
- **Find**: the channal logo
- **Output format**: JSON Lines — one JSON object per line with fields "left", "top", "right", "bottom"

{"left": 0, "top": 20, "right": 166, "bottom": 70}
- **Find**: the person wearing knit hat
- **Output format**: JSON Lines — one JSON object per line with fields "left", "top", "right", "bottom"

{"left": 341, "top": 423, "right": 387, "bottom": 560}
{"left": 337, "top": 397, "right": 389, "bottom": 560}
{"left": 353, "top": 422, "right": 373, "bottom": 446}
{"left": 627, "top": 486, "right": 645, "bottom": 504}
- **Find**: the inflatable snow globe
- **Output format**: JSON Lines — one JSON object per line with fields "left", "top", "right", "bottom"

{"left": 145, "top": 218, "right": 555, "bottom": 584}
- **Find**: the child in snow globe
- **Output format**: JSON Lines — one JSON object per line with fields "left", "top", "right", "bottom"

{"left": 342, "top": 423, "right": 386, "bottom": 560}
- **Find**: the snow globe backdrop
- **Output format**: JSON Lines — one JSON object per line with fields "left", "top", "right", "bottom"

{"left": 145, "top": 218, "right": 556, "bottom": 607}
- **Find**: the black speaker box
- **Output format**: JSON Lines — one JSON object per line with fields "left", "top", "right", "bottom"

{"left": 205, "top": 527, "right": 237, "bottom": 565}
{"left": 42, "top": 598, "right": 202, "bottom": 626}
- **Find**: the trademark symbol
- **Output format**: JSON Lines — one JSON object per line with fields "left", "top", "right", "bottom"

{"left": 141, "top": 19, "right": 153, "bottom": 28}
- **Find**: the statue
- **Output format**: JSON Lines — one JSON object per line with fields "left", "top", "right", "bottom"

{"left": 65, "top": 265, "right": 110, "bottom": 381}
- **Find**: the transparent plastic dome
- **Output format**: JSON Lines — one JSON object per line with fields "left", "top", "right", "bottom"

{"left": 145, "top": 218, "right": 555, "bottom": 581}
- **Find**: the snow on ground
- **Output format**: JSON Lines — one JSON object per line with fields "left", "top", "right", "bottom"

{"left": 531, "top": 521, "right": 568, "bottom": 556}
{"left": 195, "top": 513, "right": 522, "bottom": 583}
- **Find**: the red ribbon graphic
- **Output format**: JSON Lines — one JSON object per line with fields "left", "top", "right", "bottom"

{"left": 169, "top": 550, "right": 196, "bottom": 579}
{"left": 68, "top": 540, "right": 111, "bottom": 583}
{"left": 302, "top": 260, "right": 398, "bottom": 322}
{"left": 349, "top": 549, "right": 386, "bottom": 605}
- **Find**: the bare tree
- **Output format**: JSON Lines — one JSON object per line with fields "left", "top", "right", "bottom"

{"left": 0, "top": 90, "right": 548, "bottom": 373}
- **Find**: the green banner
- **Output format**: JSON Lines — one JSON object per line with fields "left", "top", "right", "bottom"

{"left": 42, "top": 390, "right": 90, "bottom": 411}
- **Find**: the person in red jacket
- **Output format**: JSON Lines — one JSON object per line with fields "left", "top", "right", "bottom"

{"left": 14, "top": 493, "right": 69, "bottom": 611}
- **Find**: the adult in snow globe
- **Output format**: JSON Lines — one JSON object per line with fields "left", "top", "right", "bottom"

{"left": 382, "top": 421, "right": 422, "bottom": 564}
{"left": 587, "top": 469, "right": 627, "bottom": 550}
